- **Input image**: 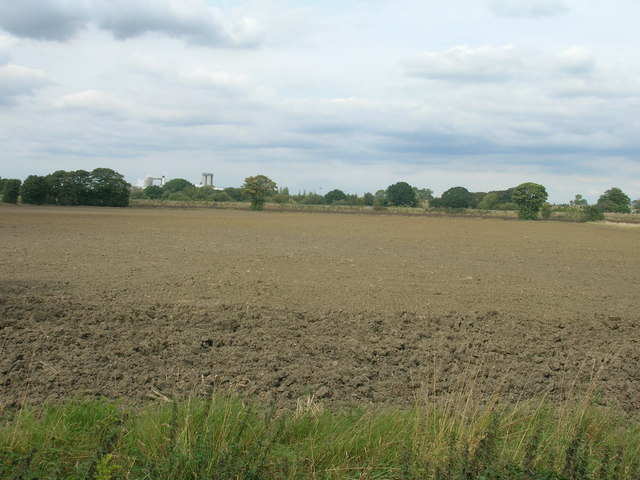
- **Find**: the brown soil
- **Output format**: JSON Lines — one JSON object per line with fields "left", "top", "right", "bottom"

{"left": 1, "top": 206, "right": 639, "bottom": 412}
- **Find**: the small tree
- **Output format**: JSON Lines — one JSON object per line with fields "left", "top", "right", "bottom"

{"left": 363, "top": 192, "right": 374, "bottom": 206}
{"left": 2, "top": 179, "right": 21, "bottom": 204}
{"left": 540, "top": 203, "right": 552, "bottom": 219}
{"left": 242, "top": 175, "right": 277, "bottom": 211}
{"left": 21, "top": 175, "right": 50, "bottom": 204}
{"left": 511, "top": 182, "right": 548, "bottom": 220}
{"left": 386, "top": 181, "right": 416, "bottom": 207}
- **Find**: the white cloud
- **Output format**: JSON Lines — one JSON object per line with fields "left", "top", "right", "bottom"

{"left": 0, "top": 64, "right": 49, "bottom": 105}
{"left": 555, "top": 46, "right": 596, "bottom": 74}
{"left": 182, "top": 69, "right": 250, "bottom": 92}
{"left": 488, "top": 0, "right": 570, "bottom": 18}
{"left": 0, "top": 0, "right": 264, "bottom": 47}
{"left": 403, "top": 45, "right": 522, "bottom": 82}
{"left": 53, "top": 89, "right": 130, "bottom": 115}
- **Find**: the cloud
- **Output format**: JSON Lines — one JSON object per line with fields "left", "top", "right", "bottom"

{"left": 488, "top": 0, "right": 570, "bottom": 18}
{"left": 0, "top": 0, "right": 264, "bottom": 47}
{"left": 53, "top": 89, "right": 130, "bottom": 115}
{"left": 0, "top": 64, "right": 50, "bottom": 105}
{"left": 555, "top": 46, "right": 596, "bottom": 74}
{"left": 182, "top": 68, "right": 249, "bottom": 92}
{"left": 403, "top": 45, "right": 522, "bottom": 82}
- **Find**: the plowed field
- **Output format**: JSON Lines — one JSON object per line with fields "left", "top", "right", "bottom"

{"left": 1, "top": 206, "right": 639, "bottom": 412}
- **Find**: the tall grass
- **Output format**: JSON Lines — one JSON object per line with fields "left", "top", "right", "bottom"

{"left": 2, "top": 391, "right": 639, "bottom": 479}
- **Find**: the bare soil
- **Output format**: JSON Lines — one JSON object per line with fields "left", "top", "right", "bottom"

{"left": 1, "top": 206, "right": 639, "bottom": 412}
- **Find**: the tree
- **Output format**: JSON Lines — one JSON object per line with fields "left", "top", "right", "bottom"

{"left": 89, "top": 168, "right": 130, "bottom": 207}
{"left": 386, "top": 182, "right": 416, "bottom": 207}
{"left": 597, "top": 188, "right": 631, "bottom": 213}
{"left": 300, "top": 193, "right": 325, "bottom": 205}
{"left": 363, "top": 192, "right": 375, "bottom": 206}
{"left": 163, "top": 178, "right": 194, "bottom": 194}
{"left": 511, "top": 182, "right": 548, "bottom": 220}
{"left": 632, "top": 199, "right": 640, "bottom": 212}
{"left": 144, "top": 185, "right": 163, "bottom": 199}
{"left": 47, "top": 170, "right": 92, "bottom": 205}
{"left": 324, "top": 189, "right": 347, "bottom": 205}
{"left": 439, "top": 186, "right": 471, "bottom": 208}
{"left": 2, "top": 179, "right": 21, "bottom": 204}
{"left": 413, "top": 187, "right": 434, "bottom": 205}
{"left": 242, "top": 175, "right": 277, "bottom": 211}
{"left": 21, "top": 175, "right": 50, "bottom": 204}
{"left": 570, "top": 194, "right": 588, "bottom": 206}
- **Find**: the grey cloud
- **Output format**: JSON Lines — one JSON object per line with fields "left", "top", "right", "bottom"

{"left": 0, "top": 0, "right": 86, "bottom": 41}
{"left": 488, "top": 0, "right": 570, "bottom": 18}
{"left": 0, "top": 0, "right": 263, "bottom": 47}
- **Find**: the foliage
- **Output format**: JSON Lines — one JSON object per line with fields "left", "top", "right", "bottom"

{"left": 413, "top": 187, "right": 434, "bottom": 205}
{"left": 89, "top": 168, "right": 130, "bottom": 207}
{"left": 324, "top": 189, "right": 347, "bottom": 205}
{"left": 129, "top": 187, "right": 147, "bottom": 199}
{"left": 633, "top": 199, "right": 640, "bottom": 213}
{"left": 512, "top": 182, "right": 548, "bottom": 220}
{"left": 2, "top": 179, "right": 21, "bottom": 204}
{"left": 540, "top": 202, "right": 552, "bottom": 219}
{"left": 300, "top": 193, "right": 325, "bottom": 205}
{"left": 270, "top": 192, "right": 291, "bottom": 204}
{"left": 439, "top": 186, "right": 471, "bottom": 208}
{"left": 210, "top": 192, "right": 233, "bottom": 202}
{"left": 363, "top": 192, "right": 374, "bottom": 206}
{"left": 47, "top": 170, "right": 92, "bottom": 205}
{"left": 597, "top": 188, "right": 631, "bottom": 213}
{"left": 144, "top": 185, "right": 163, "bottom": 199}
{"left": 20, "top": 175, "right": 49, "bottom": 204}
{"left": 3, "top": 395, "right": 640, "bottom": 479}
{"left": 581, "top": 205, "right": 605, "bottom": 222}
{"left": 570, "top": 194, "right": 588, "bottom": 206}
{"left": 386, "top": 181, "right": 417, "bottom": 207}
{"left": 223, "top": 187, "right": 244, "bottom": 202}
{"left": 242, "top": 175, "right": 277, "bottom": 211}
{"left": 162, "top": 178, "right": 194, "bottom": 194}
{"left": 469, "top": 191, "right": 487, "bottom": 209}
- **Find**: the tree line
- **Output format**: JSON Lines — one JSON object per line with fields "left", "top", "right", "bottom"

{"left": 0, "top": 168, "right": 130, "bottom": 207}
{"left": 2, "top": 170, "right": 638, "bottom": 220}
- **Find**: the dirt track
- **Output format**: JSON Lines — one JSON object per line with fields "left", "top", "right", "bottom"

{"left": 1, "top": 206, "right": 639, "bottom": 412}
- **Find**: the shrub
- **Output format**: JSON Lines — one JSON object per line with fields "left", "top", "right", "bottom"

{"left": 540, "top": 203, "right": 552, "bottom": 219}
{"left": 512, "top": 183, "right": 548, "bottom": 220}
{"left": 581, "top": 205, "right": 605, "bottom": 222}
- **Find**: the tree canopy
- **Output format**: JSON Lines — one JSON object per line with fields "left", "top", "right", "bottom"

{"left": 324, "top": 189, "right": 347, "bottom": 205}
{"left": 386, "top": 182, "right": 416, "bottom": 207}
{"left": 242, "top": 175, "right": 277, "bottom": 211}
{"left": 438, "top": 186, "right": 471, "bottom": 208}
{"left": 597, "top": 188, "right": 631, "bottom": 213}
{"left": 511, "top": 183, "right": 548, "bottom": 220}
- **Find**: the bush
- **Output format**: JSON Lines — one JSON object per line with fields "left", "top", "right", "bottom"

{"left": 512, "top": 183, "right": 548, "bottom": 220}
{"left": 167, "top": 192, "right": 191, "bottom": 201}
{"left": 581, "top": 205, "right": 605, "bottom": 222}
{"left": 540, "top": 203, "right": 552, "bottom": 219}
{"left": 210, "top": 192, "right": 233, "bottom": 202}
{"left": 144, "top": 185, "right": 163, "bottom": 199}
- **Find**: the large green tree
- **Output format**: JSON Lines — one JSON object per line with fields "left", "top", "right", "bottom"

{"left": 90, "top": 168, "right": 130, "bottom": 207}
{"left": 439, "top": 186, "right": 471, "bottom": 208}
{"left": 597, "top": 187, "right": 631, "bottom": 213}
{"left": 386, "top": 182, "right": 416, "bottom": 207}
{"left": 47, "top": 170, "right": 92, "bottom": 205}
{"left": 21, "top": 175, "right": 50, "bottom": 204}
{"left": 511, "top": 182, "right": 548, "bottom": 220}
{"left": 242, "top": 175, "right": 277, "bottom": 211}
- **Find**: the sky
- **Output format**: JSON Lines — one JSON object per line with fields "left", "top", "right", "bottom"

{"left": 1, "top": 0, "right": 639, "bottom": 203}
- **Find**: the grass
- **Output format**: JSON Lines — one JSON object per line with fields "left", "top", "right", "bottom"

{"left": 2, "top": 391, "right": 639, "bottom": 479}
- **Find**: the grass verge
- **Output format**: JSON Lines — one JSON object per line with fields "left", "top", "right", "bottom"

{"left": 2, "top": 392, "right": 639, "bottom": 479}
